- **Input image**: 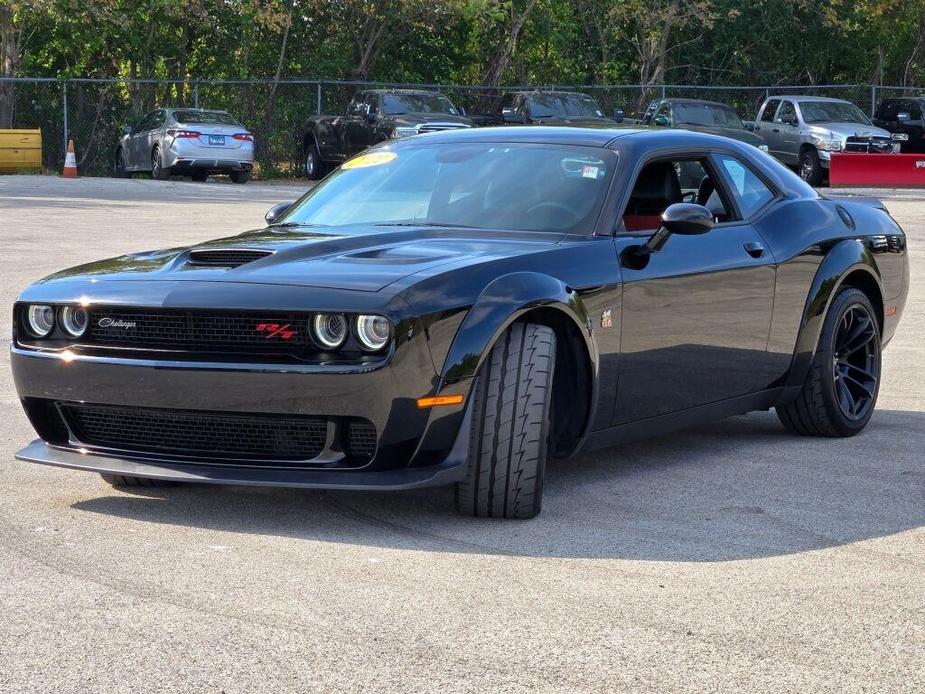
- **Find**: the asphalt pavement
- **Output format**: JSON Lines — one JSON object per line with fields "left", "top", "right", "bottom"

{"left": 0, "top": 175, "right": 922, "bottom": 692}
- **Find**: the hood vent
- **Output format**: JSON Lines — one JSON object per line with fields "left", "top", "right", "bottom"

{"left": 187, "top": 249, "right": 273, "bottom": 268}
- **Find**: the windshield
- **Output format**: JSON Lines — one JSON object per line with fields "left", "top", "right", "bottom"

{"left": 173, "top": 110, "right": 241, "bottom": 125}
{"left": 279, "top": 143, "right": 615, "bottom": 233}
{"left": 526, "top": 94, "right": 605, "bottom": 119}
{"left": 673, "top": 102, "right": 744, "bottom": 128}
{"left": 800, "top": 101, "right": 871, "bottom": 125}
{"left": 381, "top": 93, "right": 459, "bottom": 115}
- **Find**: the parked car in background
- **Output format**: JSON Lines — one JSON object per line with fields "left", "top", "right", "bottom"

{"left": 641, "top": 98, "right": 768, "bottom": 151}
{"left": 754, "top": 95, "right": 905, "bottom": 185}
{"left": 476, "top": 90, "right": 623, "bottom": 127}
{"left": 302, "top": 89, "right": 472, "bottom": 179}
{"left": 872, "top": 96, "right": 925, "bottom": 152}
{"left": 115, "top": 108, "right": 254, "bottom": 183}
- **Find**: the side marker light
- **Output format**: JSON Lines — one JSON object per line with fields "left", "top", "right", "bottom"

{"left": 416, "top": 394, "right": 464, "bottom": 408}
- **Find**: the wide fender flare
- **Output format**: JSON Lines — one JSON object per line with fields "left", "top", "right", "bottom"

{"left": 786, "top": 238, "right": 883, "bottom": 388}
{"left": 437, "top": 271, "right": 597, "bottom": 388}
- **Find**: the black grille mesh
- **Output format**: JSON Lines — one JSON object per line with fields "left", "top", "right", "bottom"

{"left": 61, "top": 403, "right": 327, "bottom": 461}
{"left": 346, "top": 421, "right": 377, "bottom": 459}
{"left": 187, "top": 249, "right": 272, "bottom": 267}
{"left": 86, "top": 307, "right": 309, "bottom": 352}
{"left": 844, "top": 137, "right": 894, "bottom": 153}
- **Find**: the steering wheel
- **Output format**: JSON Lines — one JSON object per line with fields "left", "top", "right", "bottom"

{"left": 524, "top": 201, "right": 582, "bottom": 224}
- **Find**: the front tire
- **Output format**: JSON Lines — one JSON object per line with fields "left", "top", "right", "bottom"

{"left": 230, "top": 170, "right": 251, "bottom": 184}
{"left": 304, "top": 136, "right": 327, "bottom": 180}
{"left": 151, "top": 147, "right": 170, "bottom": 180}
{"left": 799, "top": 148, "right": 824, "bottom": 186}
{"left": 776, "top": 287, "right": 881, "bottom": 437}
{"left": 100, "top": 474, "right": 176, "bottom": 488}
{"left": 455, "top": 323, "right": 556, "bottom": 519}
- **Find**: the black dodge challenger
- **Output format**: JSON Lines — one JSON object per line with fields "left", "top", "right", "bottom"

{"left": 11, "top": 127, "right": 908, "bottom": 518}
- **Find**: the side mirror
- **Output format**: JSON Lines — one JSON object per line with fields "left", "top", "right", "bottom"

{"left": 897, "top": 112, "right": 911, "bottom": 122}
{"left": 122, "top": 124, "right": 133, "bottom": 135}
{"left": 653, "top": 114, "right": 669, "bottom": 127}
{"left": 366, "top": 111, "right": 377, "bottom": 124}
{"left": 501, "top": 109, "right": 526, "bottom": 124}
{"left": 265, "top": 202, "right": 293, "bottom": 225}
{"left": 457, "top": 106, "right": 467, "bottom": 116}
{"left": 643, "top": 203, "right": 715, "bottom": 253}
{"left": 744, "top": 121, "right": 755, "bottom": 131}
{"left": 612, "top": 108, "right": 624, "bottom": 123}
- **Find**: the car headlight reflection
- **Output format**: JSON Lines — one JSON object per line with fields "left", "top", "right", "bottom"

{"left": 313, "top": 313, "right": 348, "bottom": 349}
{"left": 356, "top": 315, "right": 391, "bottom": 351}
{"left": 26, "top": 304, "right": 55, "bottom": 337}
{"left": 60, "top": 305, "right": 88, "bottom": 337}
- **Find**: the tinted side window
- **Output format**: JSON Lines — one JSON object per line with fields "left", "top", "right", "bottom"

{"left": 717, "top": 154, "right": 774, "bottom": 218}
{"left": 877, "top": 100, "right": 899, "bottom": 119}
{"left": 151, "top": 110, "right": 166, "bottom": 128}
{"left": 760, "top": 99, "right": 780, "bottom": 122}
{"left": 776, "top": 101, "right": 796, "bottom": 124}
{"left": 908, "top": 101, "right": 924, "bottom": 119}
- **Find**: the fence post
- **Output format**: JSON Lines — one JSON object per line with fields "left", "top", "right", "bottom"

{"left": 193, "top": 81, "right": 200, "bottom": 108}
{"left": 316, "top": 82, "right": 322, "bottom": 114}
{"left": 661, "top": 84, "right": 666, "bottom": 99}
{"left": 61, "top": 79, "right": 68, "bottom": 162}
{"left": 870, "top": 85, "right": 876, "bottom": 116}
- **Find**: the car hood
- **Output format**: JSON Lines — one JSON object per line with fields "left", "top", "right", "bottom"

{"left": 388, "top": 113, "right": 473, "bottom": 127}
{"left": 675, "top": 123, "right": 765, "bottom": 146}
{"left": 33, "top": 225, "right": 561, "bottom": 293}
{"left": 808, "top": 122, "right": 893, "bottom": 139}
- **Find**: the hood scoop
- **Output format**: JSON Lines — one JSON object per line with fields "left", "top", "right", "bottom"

{"left": 187, "top": 248, "right": 273, "bottom": 268}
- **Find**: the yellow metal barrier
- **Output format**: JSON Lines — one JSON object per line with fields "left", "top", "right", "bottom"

{"left": 0, "top": 129, "right": 42, "bottom": 172}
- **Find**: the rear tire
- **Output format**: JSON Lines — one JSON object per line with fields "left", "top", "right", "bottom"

{"left": 230, "top": 170, "right": 251, "bottom": 184}
{"left": 100, "top": 474, "right": 177, "bottom": 488}
{"left": 799, "top": 148, "right": 824, "bottom": 186}
{"left": 151, "top": 147, "right": 170, "bottom": 180}
{"left": 776, "top": 287, "right": 881, "bottom": 437}
{"left": 455, "top": 322, "right": 556, "bottom": 519}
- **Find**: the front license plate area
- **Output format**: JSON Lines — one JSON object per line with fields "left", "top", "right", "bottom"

{"left": 208, "top": 134, "right": 225, "bottom": 145}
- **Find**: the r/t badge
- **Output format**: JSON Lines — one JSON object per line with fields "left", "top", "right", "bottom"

{"left": 600, "top": 309, "right": 613, "bottom": 329}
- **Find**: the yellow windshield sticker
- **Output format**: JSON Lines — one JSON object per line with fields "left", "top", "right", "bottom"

{"left": 343, "top": 151, "right": 397, "bottom": 170}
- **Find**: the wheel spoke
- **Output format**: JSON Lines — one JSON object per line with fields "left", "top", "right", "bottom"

{"left": 843, "top": 372, "right": 875, "bottom": 398}
{"left": 839, "top": 360, "right": 877, "bottom": 381}
{"left": 835, "top": 376, "right": 855, "bottom": 415}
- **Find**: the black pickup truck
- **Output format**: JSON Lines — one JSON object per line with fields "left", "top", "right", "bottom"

{"left": 302, "top": 89, "right": 473, "bottom": 179}
{"left": 473, "top": 90, "right": 623, "bottom": 127}
{"left": 872, "top": 97, "right": 925, "bottom": 152}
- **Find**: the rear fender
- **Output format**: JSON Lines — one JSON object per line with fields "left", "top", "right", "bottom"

{"left": 785, "top": 238, "right": 883, "bottom": 389}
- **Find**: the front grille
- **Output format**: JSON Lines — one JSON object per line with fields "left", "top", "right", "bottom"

{"left": 844, "top": 137, "right": 894, "bottom": 154}
{"left": 60, "top": 403, "right": 328, "bottom": 462}
{"left": 346, "top": 421, "right": 377, "bottom": 459}
{"left": 418, "top": 123, "right": 471, "bottom": 134}
{"left": 187, "top": 249, "right": 272, "bottom": 267}
{"left": 85, "top": 307, "right": 311, "bottom": 353}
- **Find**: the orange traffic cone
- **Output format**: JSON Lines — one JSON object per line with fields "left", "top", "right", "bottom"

{"left": 62, "top": 139, "right": 77, "bottom": 178}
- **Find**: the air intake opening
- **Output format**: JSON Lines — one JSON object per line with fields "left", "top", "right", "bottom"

{"left": 187, "top": 249, "right": 272, "bottom": 267}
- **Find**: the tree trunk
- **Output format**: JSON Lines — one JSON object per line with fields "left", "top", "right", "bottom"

{"left": 0, "top": 3, "right": 23, "bottom": 128}
{"left": 481, "top": 0, "right": 538, "bottom": 88}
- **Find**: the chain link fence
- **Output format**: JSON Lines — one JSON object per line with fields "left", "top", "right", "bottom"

{"left": 1, "top": 77, "right": 922, "bottom": 177}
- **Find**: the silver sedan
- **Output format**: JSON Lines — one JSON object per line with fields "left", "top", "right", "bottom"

{"left": 114, "top": 107, "right": 254, "bottom": 183}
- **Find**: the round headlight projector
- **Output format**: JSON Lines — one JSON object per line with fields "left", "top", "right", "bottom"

{"left": 356, "top": 314, "right": 391, "bottom": 351}
{"left": 26, "top": 304, "right": 55, "bottom": 337}
{"left": 60, "top": 305, "right": 88, "bottom": 337}
{"left": 313, "top": 313, "right": 348, "bottom": 349}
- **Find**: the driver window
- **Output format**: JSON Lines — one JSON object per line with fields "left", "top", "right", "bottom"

{"left": 776, "top": 101, "right": 796, "bottom": 124}
{"left": 622, "top": 157, "right": 731, "bottom": 232}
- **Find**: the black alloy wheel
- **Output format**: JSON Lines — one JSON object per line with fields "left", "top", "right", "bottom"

{"left": 831, "top": 304, "right": 879, "bottom": 421}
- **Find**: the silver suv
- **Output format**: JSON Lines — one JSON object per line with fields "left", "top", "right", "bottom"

{"left": 754, "top": 95, "right": 904, "bottom": 185}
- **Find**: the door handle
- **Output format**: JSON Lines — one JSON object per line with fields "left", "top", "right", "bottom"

{"left": 744, "top": 241, "right": 765, "bottom": 258}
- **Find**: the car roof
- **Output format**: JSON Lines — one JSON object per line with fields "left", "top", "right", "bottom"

{"left": 400, "top": 125, "right": 643, "bottom": 148}
{"left": 512, "top": 90, "right": 594, "bottom": 98}
{"left": 658, "top": 98, "right": 736, "bottom": 109}
{"left": 769, "top": 95, "right": 855, "bottom": 104}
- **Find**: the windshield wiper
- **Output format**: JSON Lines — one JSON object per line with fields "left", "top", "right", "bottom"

{"left": 372, "top": 221, "right": 468, "bottom": 228}
{"left": 270, "top": 221, "right": 323, "bottom": 228}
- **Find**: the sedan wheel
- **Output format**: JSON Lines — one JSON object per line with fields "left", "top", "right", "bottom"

{"left": 776, "top": 287, "right": 881, "bottom": 436}
{"left": 151, "top": 147, "right": 170, "bottom": 180}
